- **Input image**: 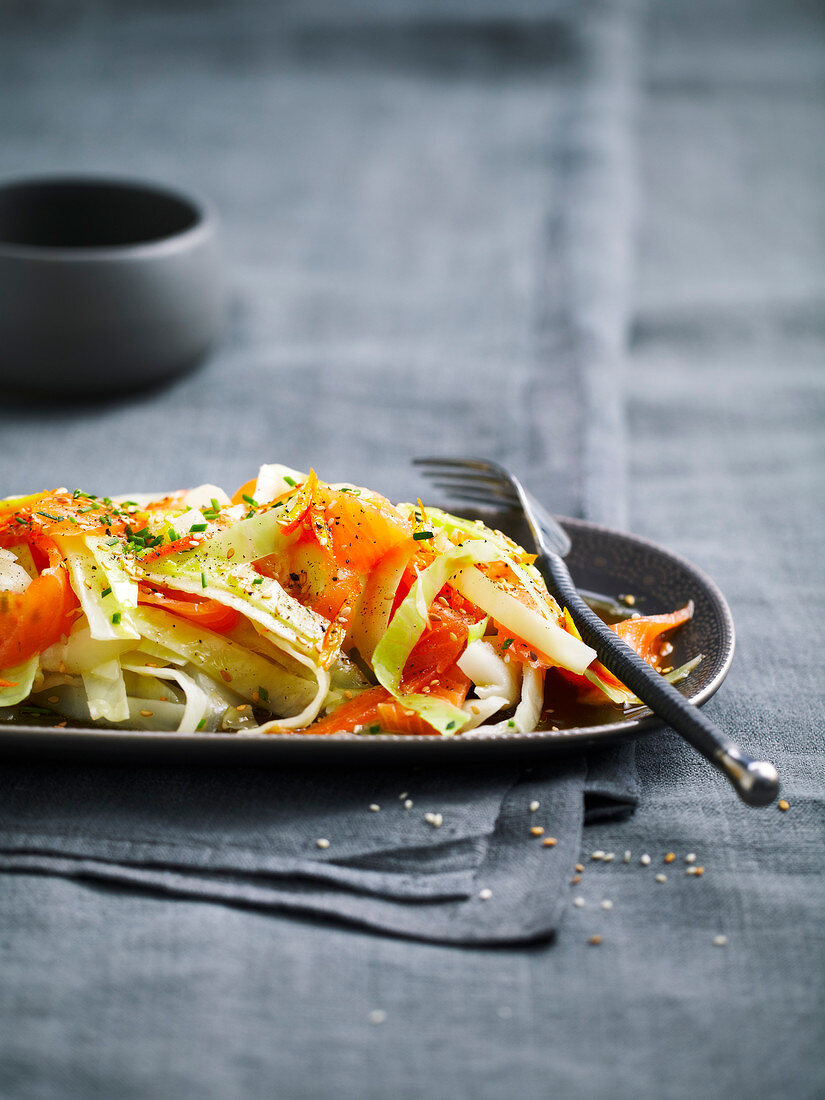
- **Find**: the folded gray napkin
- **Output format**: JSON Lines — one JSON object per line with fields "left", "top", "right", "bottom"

{"left": 0, "top": 0, "right": 641, "bottom": 943}
{"left": 0, "top": 750, "right": 637, "bottom": 944}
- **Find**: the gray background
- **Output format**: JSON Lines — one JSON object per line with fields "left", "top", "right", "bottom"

{"left": 1, "top": 0, "right": 824, "bottom": 1097}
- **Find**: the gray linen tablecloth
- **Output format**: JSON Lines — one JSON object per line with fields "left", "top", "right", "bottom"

{"left": 1, "top": 0, "right": 824, "bottom": 1097}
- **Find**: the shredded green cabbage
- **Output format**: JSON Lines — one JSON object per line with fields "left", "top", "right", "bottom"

{"left": 372, "top": 540, "right": 503, "bottom": 735}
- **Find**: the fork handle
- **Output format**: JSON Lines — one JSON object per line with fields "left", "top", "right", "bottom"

{"left": 537, "top": 552, "right": 780, "bottom": 807}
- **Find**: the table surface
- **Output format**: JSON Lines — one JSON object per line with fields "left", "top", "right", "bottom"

{"left": 1, "top": 1, "right": 823, "bottom": 1098}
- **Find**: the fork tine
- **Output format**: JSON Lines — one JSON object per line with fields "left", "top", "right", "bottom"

{"left": 413, "top": 457, "right": 500, "bottom": 472}
{"left": 423, "top": 472, "right": 518, "bottom": 495}
{"left": 418, "top": 467, "right": 510, "bottom": 485}
{"left": 428, "top": 487, "right": 521, "bottom": 509}
{"left": 426, "top": 480, "right": 518, "bottom": 503}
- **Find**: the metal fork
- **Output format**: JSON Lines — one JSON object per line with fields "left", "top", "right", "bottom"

{"left": 414, "top": 457, "right": 780, "bottom": 807}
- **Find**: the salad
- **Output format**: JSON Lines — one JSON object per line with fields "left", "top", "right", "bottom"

{"left": 0, "top": 465, "right": 699, "bottom": 736}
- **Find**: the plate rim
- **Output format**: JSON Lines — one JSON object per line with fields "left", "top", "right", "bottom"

{"left": 0, "top": 517, "right": 735, "bottom": 757}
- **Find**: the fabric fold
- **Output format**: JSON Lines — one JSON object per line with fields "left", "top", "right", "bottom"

{"left": 0, "top": 753, "right": 635, "bottom": 944}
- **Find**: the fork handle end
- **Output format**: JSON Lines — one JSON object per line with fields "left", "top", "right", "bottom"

{"left": 715, "top": 747, "right": 780, "bottom": 807}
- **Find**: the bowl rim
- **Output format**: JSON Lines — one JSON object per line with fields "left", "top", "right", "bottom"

{"left": 0, "top": 173, "right": 216, "bottom": 261}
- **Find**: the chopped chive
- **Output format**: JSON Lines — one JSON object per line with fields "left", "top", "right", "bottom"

{"left": 189, "top": 523, "right": 208, "bottom": 532}
{"left": 283, "top": 476, "right": 296, "bottom": 487}
{"left": 211, "top": 498, "right": 221, "bottom": 513}
{"left": 413, "top": 530, "right": 434, "bottom": 541}
{"left": 101, "top": 586, "right": 112, "bottom": 598}
{"left": 241, "top": 494, "right": 258, "bottom": 507}
{"left": 167, "top": 527, "right": 179, "bottom": 542}
{"left": 201, "top": 572, "right": 207, "bottom": 589}
{"left": 257, "top": 686, "right": 269, "bottom": 702}
{"left": 252, "top": 576, "right": 263, "bottom": 585}
{"left": 445, "top": 721, "right": 456, "bottom": 730}
{"left": 36, "top": 511, "right": 60, "bottom": 521}
{"left": 111, "top": 612, "right": 121, "bottom": 625}
{"left": 14, "top": 516, "right": 28, "bottom": 525}
{"left": 196, "top": 718, "right": 207, "bottom": 731}
{"left": 501, "top": 638, "right": 514, "bottom": 650}
{"left": 368, "top": 724, "right": 381, "bottom": 734}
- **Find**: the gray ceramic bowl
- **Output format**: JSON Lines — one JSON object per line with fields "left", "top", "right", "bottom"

{"left": 0, "top": 176, "right": 222, "bottom": 394}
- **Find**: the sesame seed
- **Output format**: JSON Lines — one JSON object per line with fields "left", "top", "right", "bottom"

{"left": 623, "top": 850, "right": 631, "bottom": 863}
{"left": 219, "top": 669, "right": 232, "bottom": 682}
{"left": 479, "top": 888, "right": 493, "bottom": 900}
{"left": 640, "top": 853, "right": 651, "bottom": 866}
{"left": 399, "top": 792, "right": 408, "bottom": 800}
{"left": 573, "top": 897, "right": 586, "bottom": 908}
{"left": 601, "top": 900, "right": 613, "bottom": 910}
{"left": 48, "top": 696, "right": 60, "bottom": 704}
{"left": 425, "top": 812, "right": 443, "bottom": 827}
{"left": 403, "top": 799, "right": 413, "bottom": 810}
{"left": 588, "top": 935, "right": 603, "bottom": 946}
{"left": 368, "top": 1009, "right": 387, "bottom": 1025}
{"left": 529, "top": 800, "right": 540, "bottom": 812}
{"left": 530, "top": 826, "right": 545, "bottom": 837}
{"left": 603, "top": 852, "right": 615, "bottom": 862}
{"left": 655, "top": 873, "right": 667, "bottom": 883}
{"left": 139, "top": 709, "right": 153, "bottom": 717}
{"left": 542, "top": 837, "right": 557, "bottom": 847}
{"left": 591, "top": 850, "right": 605, "bottom": 860}
{"left": 713, "top": 935, "right": 728, "bottom": 947}
{"left": 369, "top": 804, "right": 380, "bottom": 812}
{"left": 316, "top": 838, "right": 330, "bottom": 849}
{"left": 686, "top": 866, "right": 705, "bottom": 876}
{"left": 778, "top": 799, "right": 790, "bottom": 811}
{"left": 575, "top": 863, "right": 585, "bottom": 873}
{"left": 664, "top": 852, "right": 676, "bottom": 863}
{"left": 685, "top": 853, "right": 697, "bottom": 863}
{"left": 571, "top": 875, "right": 582, "bottom": 885}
